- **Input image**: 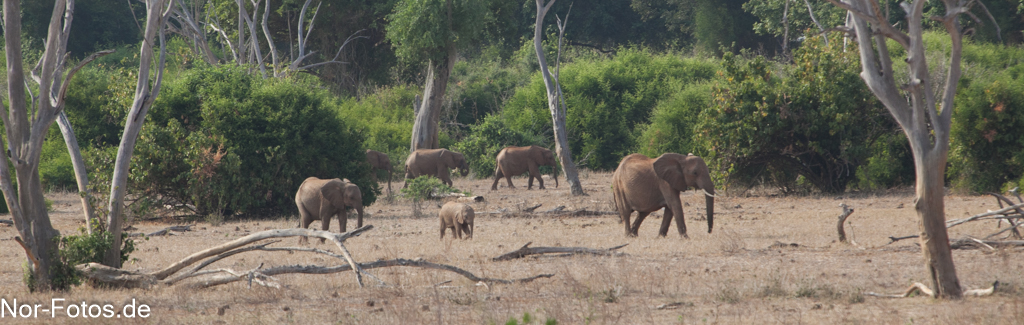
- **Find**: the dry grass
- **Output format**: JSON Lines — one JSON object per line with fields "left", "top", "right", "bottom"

{"left": 1, "top": 171, "right": 1023, "bottom": 324}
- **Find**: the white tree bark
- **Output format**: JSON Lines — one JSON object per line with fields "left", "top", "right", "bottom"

{"left": 104, "top": 0, "right": 176, "bottom": 268}
{"left": 1, "top": 0, "right": 109, "bottom": 289}
{"left": 534, "top": 0, "right": 585, "bottom": 196}
{"left": 827, "top": 0, "right": 965, "bottom": 299}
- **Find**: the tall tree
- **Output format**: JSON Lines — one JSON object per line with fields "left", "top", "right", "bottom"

{"left": 103, "top": 0, "right": 176, "bottom": 268}
{"left": 386, "top": 0, "right": 493, "bottom": 151}
{"left": 1, "top": 0, "right": 112, "bottom": 290}
{"left": 826, "top": 0, "right": 970, "bottom": 298}
{"left": 534, "top": 0, "right": 584, "bottom": 196}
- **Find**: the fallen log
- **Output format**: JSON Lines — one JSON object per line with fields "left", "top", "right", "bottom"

{"left": 987, "top": 193, "right": 1023, "bottom": 239}
{"left": 78, "top": 226, "right": 374, "bottom": 289}
{"left": 189, "top": 258, "right": 555, "bottom": 289}
{"left": 0, "top": 219, "right": 12, "bottom": 225}
{"left": 951, "top": 237, "right": 1024, "bottom": 250}
{"left": 492, "top": 242, "right": 628, "bottom": 261}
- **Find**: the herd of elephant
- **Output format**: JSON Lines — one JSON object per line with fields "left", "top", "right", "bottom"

{"left": 295, "top": 145, "right": 716, "bottom": 243}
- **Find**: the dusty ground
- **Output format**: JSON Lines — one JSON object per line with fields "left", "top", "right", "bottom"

{"left": 1, "top": 170, "right": 1023, "bottom": 324}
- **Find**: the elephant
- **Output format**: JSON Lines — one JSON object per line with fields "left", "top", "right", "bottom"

{"left": 611, "top": 153, "right": 715, "bottom": 238}
{"left": 490, "top": 145, "right": 559, "bottom": 190}
{"left": 403, "top": 148, "right": 469, "bottom": 187}
{"left": 366, "top": 149, "right": 393, "bottom": 195}
{"left": 295, "top": 177, "right": 365, "bottom": 244}
{"left": 439, "top": 201, "right": 475, "bottom": 239}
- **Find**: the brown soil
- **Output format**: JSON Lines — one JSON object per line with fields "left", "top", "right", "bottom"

{"left": 1, "top": 171, "right": 1022, "bottom": 324}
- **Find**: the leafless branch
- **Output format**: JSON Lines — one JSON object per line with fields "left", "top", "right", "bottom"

{"left": 492, "top": 242, "right": 628, "bottom": 261}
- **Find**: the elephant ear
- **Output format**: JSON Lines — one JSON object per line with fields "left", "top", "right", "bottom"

{"left": 653, "top": 153, "right": 690, "bottom": 192}
{"left": 320, "top": 179, "right": 346, "bottom": 208}
{"left": 456, "top": 209, "right": 465, "bottom": 224}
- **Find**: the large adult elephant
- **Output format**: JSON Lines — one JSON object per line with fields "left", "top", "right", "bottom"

{"left": 366, "top": 149, "right": 393, "bottom": 195}
{"left": 491, "top": 145, "right": 559, "bottom": 190}
{"left": 403, "top": 148, "right": 469, "bottom": 187}
{"left": 295, "top": 177, "right": 365, "bottom": 244}
{"left": 611, "top": 153, "right": 715, "bottom": 238}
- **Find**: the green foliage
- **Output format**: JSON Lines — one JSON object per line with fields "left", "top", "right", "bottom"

{"left": 124, "top": 65, "right": 376, "bottom": 216}
{"left": 854, "top": 131, "right": 913, "bottom": 190}
{"left": 335, "top": 84, "right": 419, "bottom": 178}
{"left": 637, "top": 82, "right": 715, "bottom": 158}
{"left": 401, "top": 176, "right": 467, "bottom": 201}
{"left": 949, "top": 64, "right": 1024, "bottom": 192}
{"left": 699, "top": 35, "right": 895, "bottom": 193}
{"left": 40, "top": 220, "right": 138, "bottom": 291}
{"left": 40, "top": 129, "right": 76, "bottom": 191}
{"left": 503, "top": 48, "right": 718, "bottom": 170}
{"left": 743, "top": 0, "right": 849, "bottom": 40}
{"left": 386, "top": 0, "right": 495, "bottom": 63}
{"left": 453, "top": 114, "right": 546, "bottom": 178}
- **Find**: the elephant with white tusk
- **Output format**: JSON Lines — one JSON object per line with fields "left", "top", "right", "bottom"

{"left": 403, "top": 148, "right": 469, "bottom": 187}
{"left": 295, "top": 177, "right": 365, "bottom": 244}
{"left": 611, "top": 153, "right": 715, "bottom": 238}
{"left": 491, "top": 145, "right": 559, "bottom": 190}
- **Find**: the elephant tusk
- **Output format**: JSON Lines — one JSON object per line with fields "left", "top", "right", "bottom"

{"left": 702, "top": 189, "right": 718, "bottom": 198}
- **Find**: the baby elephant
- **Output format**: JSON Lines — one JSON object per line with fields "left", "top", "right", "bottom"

{"left": 439, "top": 202, "right": 475, "bottom": 239}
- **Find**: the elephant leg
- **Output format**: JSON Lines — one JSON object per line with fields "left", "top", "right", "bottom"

{"left": 440, "top": 222, "right": 446, "bottom": 239}
{"left": 298, "top": 206, "right": 313, "bottom": 245}
{"left": 528, "top": 164, "right": 544, "bottom": 189}
{"left": 674, "top": 206, "right": 688, "bottom": 238}
{"left": 319, "top": 214, "right": 333, "bottom": 244}
{"left": 491, "top": 169, "right": 504, "bottom": 190}
{"left": 658, "top": 208, "right": 673, "bottom": 237}
{"left": 631, "top": 211, "right": 651, "bottom": 237}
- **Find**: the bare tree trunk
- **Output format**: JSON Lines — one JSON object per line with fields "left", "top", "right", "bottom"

{"left": 410, "top": 0, "right": 456, "bottom": 152}
{"left": 1, "top": 0, "right": 104, "bottom": 290}
{"left": 534, "top": 0, "right": 585, "bottom": 196}
{"left": 104, "top": 0, "right": 174, "bottom": 268}
{"left": 56, "top": 113, "right": 97, "bottom": 231}
{"left": 782, "top": 0, "right": 790, "bottom": 53}
{"left": 828, "top": 0, "right": 965, "bottom": 299}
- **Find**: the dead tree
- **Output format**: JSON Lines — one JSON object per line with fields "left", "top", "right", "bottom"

{"left": 1, "top": 0, "right": 115, "bottom": 290}
{"left": 492, "top": 242, "right": 628, "bottom": 261}
{"left": 104, "top": 0, "right": 176, "bottom": 268}
{"left": 826, "top": 0, "right": 972, "bottom": 299}
{"left": 534, "top": 0, "right": 585, "bottom": 196}
{"left": 836, "top": 203, "right": 855, "bottom": 243}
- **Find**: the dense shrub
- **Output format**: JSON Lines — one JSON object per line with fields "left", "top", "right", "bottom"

{"left": 123, "top": 65, "right": 376, "bottom": 216}
{"left": 502, "top": 48, "right": 718, "bottom": 170}
{"left": 637, "top": 82, "right": 715, "bottom": 158}
{"left": 698, "top": 36, "right": 896, "bottom": 193}
{"left": 335, "top": 84, "right": 419, "bottom": 179}
{"left": 453, "top": 114, "right": 547, "bottom": 177}
{"left": 949, "top": 64, "right": 1024, "bottom": 192}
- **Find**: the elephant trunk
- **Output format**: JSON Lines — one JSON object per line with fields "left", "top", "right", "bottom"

{"left": 705, "top": 189, "right": 715, "bottom": 234}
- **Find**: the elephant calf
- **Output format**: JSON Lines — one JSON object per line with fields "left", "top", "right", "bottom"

{"left": 439, "top": 202, "right": 474, "bottom": 240}
{"left": 295, "top": 177, "right": 365, "bottom": 244}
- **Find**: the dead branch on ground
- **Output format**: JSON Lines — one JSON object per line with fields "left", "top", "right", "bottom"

{"left": 77, "top": 225, "right": 555, "bottom": 290}
{"left": 492, "top": 242, "right": 628, "bottom": 261}
{"left": 866, "top": 281, "right": 998, "bottom": 298}
{"left": 190, "top": 258, "right": 555, "bottom": 289}
{"left": 0, "top": 219, "right": 12, "bottom": 225}
{"left": 887, "top": 191, "right": 1024, "bottom": 246}
{"left": 836, "top": 203, "right": 855, "bottom": 243}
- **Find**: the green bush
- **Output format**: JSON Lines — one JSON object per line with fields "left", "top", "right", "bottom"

{"left": 123, "top": 65, "right": 376, "bottom": 216}
{"left": 335, "top": 84, "right": 419, "bottom": 179}
{"left": 36, "top": 220, "right": 137, "bottom": 291}
{"left": 401, "top": 175, "right": 468, "bottom": 201}
{"left": 637, "top": 82, "right": 716, "bottom": 158}
{"left": 453, "top": 114, "right": 546, "bottom": 177}
{"left": 949, "top": 64, "right": 1024, "bottom": 192}
{"left": 698, "top": 35, "right": 895, "bottom": 193}
{"left": 502, "top": 48, "right": 718, "bottom": 170}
